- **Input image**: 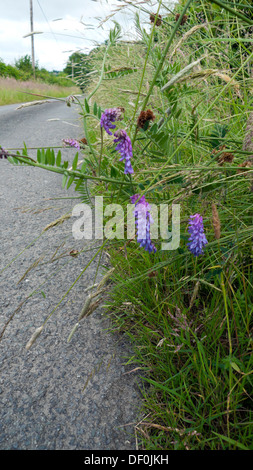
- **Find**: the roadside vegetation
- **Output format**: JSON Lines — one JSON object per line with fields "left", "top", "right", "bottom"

{"left": 0, "top": 54, "right": 79, "bottom": 105}
{"left": 2, "top": 0, "right": 253, "bottom": 450}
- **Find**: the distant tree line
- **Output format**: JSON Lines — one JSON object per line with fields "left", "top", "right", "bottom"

{"left": 0, "top": 54, "right": 75, "bottom": 87}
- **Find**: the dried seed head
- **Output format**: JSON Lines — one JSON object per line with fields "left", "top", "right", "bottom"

{"left": 66, "top": 95, "right": 75, "bottom": 107}
{"left": 79, "top": 137, "right": 87, "bottom": 146}
{"left": 212, "top": 203, "right": 221, "bottom": 240}
{"left": 97, "top": 268, "right": 115, "bottom": 291}
{"left": 150, "top": 13, "right": 162, "bottom": 26}
{"left": 218, "top": 152, "right": 234, "bottom": 165}
{"left": 237, "top": 160, "right": 252, "bottom": 173}
{"left": 67, "top": 322, "right": 79, "bottom": 342}
{"left": 78, "top": 295, "right": 92, "bottom": 321}
{"left": 137, "top": 109, "right": 155, "bottom": 129}
{"left": 25, "top": 326, "right": 44, "bottom": 350}
{"left": 69, "top": 249, "right": 79, "bottom": 257}
{"left": 175, "top": 13, "right": 188, "bottom": 25}
{"left": 242, "top": 112, "right": 253, "bottom": 157}
{"left": 212, "top": 145, "right": 234, "bottom": 165}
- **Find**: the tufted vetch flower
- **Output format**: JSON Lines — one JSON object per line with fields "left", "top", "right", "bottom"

{"left": 114, "top": 129, "right": 134, "bottom": 174}
{"left": 0, "top": 146, "right": 9, "bottom": 159}
{"left": 63, "top": 138, "right": 80, "bottom": 150}
{"left": 131, "top": 194, "right": 156, "bottom": 253}
{"left": 187, "top": 213, "right": 208, "bottom": 256}
{"left": 100, "top": 107, "right": 124, "bottom": 135}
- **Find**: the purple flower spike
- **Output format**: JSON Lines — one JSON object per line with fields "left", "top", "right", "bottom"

{"left": 114, "top": 129, "right": 134, "bottom": 174}
{"left": 187, "top": 213, "right": 208, "bottom": 257}
{"left": 131, "top": 194, "right": 156, "bottom": 253}
{"left": 100, "top": 107, "right": 124, "bottom": 135}
{"left": 63, "top": 138, "right": 80, "bottom": 150}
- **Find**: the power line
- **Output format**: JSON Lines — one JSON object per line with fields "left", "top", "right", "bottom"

{"left": 36, "top": 0, "right": 59, "bottom": 46}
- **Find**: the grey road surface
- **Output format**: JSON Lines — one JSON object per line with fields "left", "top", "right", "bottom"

{"left": 0, "top": 99, "right": 142, "bottom": 450}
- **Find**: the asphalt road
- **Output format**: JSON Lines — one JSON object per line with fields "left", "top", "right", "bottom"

{"left": 0, "top": 99, "right": 141, "bottom": 450}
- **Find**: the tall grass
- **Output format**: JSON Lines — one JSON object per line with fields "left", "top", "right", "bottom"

{"left": 80, "top": 0, "right": 253, "bottom": 450}
{"left": 4, "top": 0, "right": 253, "bottom": 450}
{"left": 0, "top": 77, "right": 79, "bottom": 106}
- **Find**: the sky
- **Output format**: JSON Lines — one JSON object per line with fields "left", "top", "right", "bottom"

{"left": 0, "top": 0, "right": 174, "bottom": 72}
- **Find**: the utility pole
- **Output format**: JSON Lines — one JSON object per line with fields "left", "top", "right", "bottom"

{"left": 30, "top": 0, "right": 35, "bottom": 78}
{"left": 23, "top": 1, "right": 42, "bottom": 74}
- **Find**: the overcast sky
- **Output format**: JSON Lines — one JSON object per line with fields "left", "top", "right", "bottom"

{"left": 0, "top": 0, "right": 174, "bottom": 71}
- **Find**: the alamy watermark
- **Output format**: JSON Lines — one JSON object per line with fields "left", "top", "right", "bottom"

{"left": 72, "top": 197, "right": 180, "bottom": 251}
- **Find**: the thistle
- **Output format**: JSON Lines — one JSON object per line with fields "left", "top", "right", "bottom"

{"left": 100, "top": 107, "right": 124, "bottom": 135}
{"left": 187, "top": 213, "right": 208, "bottom": 256}
{"left": 131, "top": 194, "right": 156, "bottom": 253}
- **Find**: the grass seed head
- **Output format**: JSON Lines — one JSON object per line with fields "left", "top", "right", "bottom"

{"left": 25, "top": 326, "right": 44, "bottom": 350}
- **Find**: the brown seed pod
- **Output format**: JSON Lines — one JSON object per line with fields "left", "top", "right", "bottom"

{"left": 137, "top": 109, "right": 155, "bottom": 129}
{"left": 150, "top": 13, "right": 162, "bottom": 26}
{"left": 175, "top": 13, "right": 188, "bottom": 25}
{"left": 212, "top": 203, "right": 221, "bottom": 240}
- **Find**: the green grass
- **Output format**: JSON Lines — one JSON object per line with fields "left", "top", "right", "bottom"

{"left": 0, "top": 77, "right": 79, "bottom": 106}
{"left": 80, "top": 0, "right": 253, "bottom": 450}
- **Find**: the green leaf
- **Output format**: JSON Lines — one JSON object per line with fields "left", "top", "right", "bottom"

{"left": 41, "top": 148, "right": 45, "bottom": 164}
{"left": 22, "top": 142, "right": 28, "bottom": 156}
{"left": 72, "top": 152, "right": 79, "bottom": 171}
{"left": 66, "top": 175, "right": 75, "bottom": 189}
{"left": 51, "top": 149, "right": 55, "bottom": 166}
{"left": 80, "top": 161, "right": 86, "bottom": 173}
{"left": 74, "top": 178, "right": 83, "bottom": 191}
{"left": 93, "top": 101, "right": 97, "bottom": 115}
{"left": 231, "top": 362, "right": 242, "bottom": 373}
{"left": 110, "top": 166, "right": 118, "bottom": 177}
{"left": 62, "top": 173, "right": 68, "bottom": 188}
{"left": 84, "top": 98, "right": 90, "bottom": 113}
{"left": 7, "top": 156, "right": 17, "bottom": 165}
{"left": 212, "top": 432, "right": 250, "bottom": 450}
{"left": 37, "top": 149, "right": 41, "bottom": 163}
{"left": 45, "top": 148, "right": 51, "bottom": 165}
{"left": 56, "top": 150, "right": 61, "bottom": 167}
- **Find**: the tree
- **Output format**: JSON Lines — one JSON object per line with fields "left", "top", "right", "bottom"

{"left": 63, "top": 52, "right": 88, "bottom": 78}
{"left": 14, "top": 54, "right": 35, "bottom": 73}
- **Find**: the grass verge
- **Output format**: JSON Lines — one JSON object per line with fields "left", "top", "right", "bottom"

{"left": 0, "top": 77, "right": 79, "bottom": 106}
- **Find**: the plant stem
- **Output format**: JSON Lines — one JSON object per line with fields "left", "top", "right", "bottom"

{"left": 131, "top": 0, "right": 194, "bottom": 147}
{"left": 99, "top": 126, "right": 103, "bottom": 176}
{"left": 208, "top": 0, "right": 253, "bottom": 25}
{"left": 87, "top": 44, "right": 109, "bottom": 102}
{"left": 220, "top": 272, "right": 233, "bottom": 356}
{"left": 8, "top": 154, "right": 135, "bottom": 186}
{"left": 129, "top": 0, "right": 163, "bottom": 137}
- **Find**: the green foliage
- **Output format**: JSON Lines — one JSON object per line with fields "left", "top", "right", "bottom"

{"left": 15, "top": 54, "right": 34, "bottom": 72}
{"left": 0, "top": 55, "right": 75, "bottom": 87}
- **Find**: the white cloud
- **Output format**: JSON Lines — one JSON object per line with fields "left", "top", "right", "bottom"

{"left": 0, "top": 0, "right": 173, "bottom": 71}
